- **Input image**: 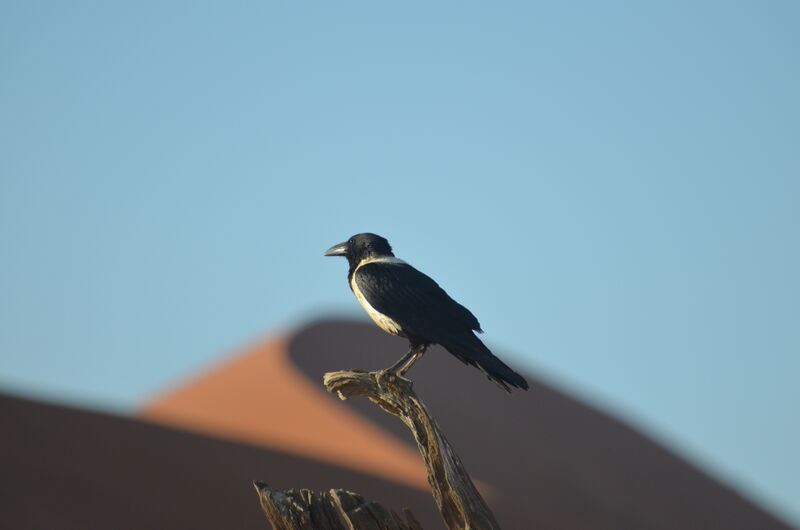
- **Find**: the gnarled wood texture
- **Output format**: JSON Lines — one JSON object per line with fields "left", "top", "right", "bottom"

{"left": 254, "top": 368, "right": 501, "bottom": 530}
{"left": 253, "top": 481, "right": 423, "bottom": 530}
{"left": 323, "top": 369, "right": 502, "bottom": 530}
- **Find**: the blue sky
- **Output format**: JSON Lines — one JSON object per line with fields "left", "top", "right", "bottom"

{"left": 1, "top": 1, "right": 798, "bottom": 524}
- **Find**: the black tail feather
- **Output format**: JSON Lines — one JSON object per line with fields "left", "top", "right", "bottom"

{"left": 441, "top": 333, "right": 529, "bottom": 392}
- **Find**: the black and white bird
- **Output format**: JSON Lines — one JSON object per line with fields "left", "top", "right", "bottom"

{"left": 325, "top": 233, "right": 528, "bottom": 392}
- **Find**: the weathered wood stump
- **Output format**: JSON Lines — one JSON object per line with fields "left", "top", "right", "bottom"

{"left": 253, "top": 481, "right": 423, "bottom": 530}
{"left": 255, "top": 368, "right": 501, "bottom": 530}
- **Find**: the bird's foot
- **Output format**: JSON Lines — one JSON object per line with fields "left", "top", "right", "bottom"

{"left": 376, "top": 368, "right": 413, "bottom": 390}
{"left": 393, "top": 370, "right": 413, "bottom": 384}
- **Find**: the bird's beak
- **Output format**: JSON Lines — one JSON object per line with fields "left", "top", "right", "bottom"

{"left": 324, "top": 242, "right": 348, "bottom": 257}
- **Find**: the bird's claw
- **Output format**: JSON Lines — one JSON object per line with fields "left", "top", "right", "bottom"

{"left": 376, "top": 368, "right": 413, "bottom": 389}
{"left": 393, "top": 371, "right": 413, "bottom": 384}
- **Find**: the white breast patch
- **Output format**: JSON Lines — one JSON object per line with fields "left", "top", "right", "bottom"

{"left": 350, "top": 270, "right": 404, "bottom": 336}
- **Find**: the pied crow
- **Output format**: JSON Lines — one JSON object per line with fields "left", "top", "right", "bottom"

{"left": 325, "top": 233, "right": 528, "bottom": 392}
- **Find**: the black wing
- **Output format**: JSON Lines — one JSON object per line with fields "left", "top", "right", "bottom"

{"left": 353, "top": 261, "right": 482, "bottom": 342}
{"left": 355, "top": 261, "right": 529, "bottom": 392}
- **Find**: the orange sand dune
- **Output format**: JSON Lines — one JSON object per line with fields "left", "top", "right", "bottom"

{"left": 139, "top": 335, "right": 430, "bottom": 491}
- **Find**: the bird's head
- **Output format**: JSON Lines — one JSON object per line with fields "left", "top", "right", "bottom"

{"left": 324, "top": 233, "right": 394, "bottom": 268}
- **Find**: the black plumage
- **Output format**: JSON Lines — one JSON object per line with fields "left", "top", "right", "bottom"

{"left": 325, "top": 233, "right": 528, "bottom": 392}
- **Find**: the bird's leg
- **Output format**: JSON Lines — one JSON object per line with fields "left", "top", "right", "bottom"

{"left": 398, "top": 344, "right": 428, "bottom": 376}
{"left": 387, "top": 348, "right": 417, "bottom": 374}
{"left": 386, "top": 344, "right": 428, "bottom": 376}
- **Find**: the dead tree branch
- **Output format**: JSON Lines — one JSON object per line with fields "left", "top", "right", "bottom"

{"left": 323, "top": 369, "right": 501, "bottom": 530}
{"left": 253, "top": 481, "right": 423, "bottom": 530}
{"left": 254, "top": 368, "right": 501, "bottom": 529}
